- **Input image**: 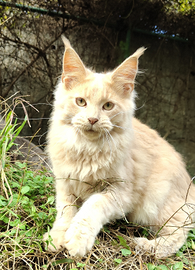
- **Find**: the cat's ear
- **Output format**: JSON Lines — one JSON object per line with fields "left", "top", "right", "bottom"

{"left": 111, "top": 47, "right": 145, "bottom": 96}
{"left": 61, "top": 36, "right": 87, "bottom": 90}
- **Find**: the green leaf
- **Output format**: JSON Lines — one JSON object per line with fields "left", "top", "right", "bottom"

{"left": 46, "top": 196, "right": 55, "bottom": 205}
{"left": 114, "top": 258, "right": 122, "bottom": 264}
{"left": 52, "top": 258, "right": 74, "bottom": 266}
{"left": 173, "top": 262, "right": 183, "bottom": 270}
{"left": 121, "top": 248, "right": 131, "bottom": 256}
{"left": 31, "top": 205, "right": 36, "bottom": 214}
{"left": 146, "top": 263, "right": 156, "bottom": 270}
{"left": 191, "top": 240, "right": 195, "bottom": 250}
{"left": 176, "top": 251, "right": 183, "bottom": 257}
{"left": 103, "top": 226, "right": 110, "bottom": 233}
{"left": 111, "top": 239, "right": 118, "bottom": 246}
{"left": 6, "top": 116, "right": 27, "bottom": 152}
{"left": 38, "top": 212, "right": 48, "bottom": 219}
{"left": 117, "top": 235, "right": 130, "bottom": 249}
{"left": 0, "top": 197, "right": 7, "bottom": 206}
{"left": 187, "top": 232, "right": 195, "bottom": 239}
{"left": 12, "top": 182, "right": 20, "bottom": 188}
{"left": 19, "top": 224, "right": 26, "bottom": 230}
{"left": 77, "top": 262, "right": 85, "bottom": 267}
{"left": 21, "top": 186, "right": 30, "bottom": 194}
{"left": 10, "top": 219, "right": 20, "bottom": 227}
{"left": 158, "top": 265, "right": 168, "bottom": 270}
{"left": 1, "top": 216, "right": 9, "bottom": 223}
{"left": 21, "top": 196, "right": 30, "bottom": 205}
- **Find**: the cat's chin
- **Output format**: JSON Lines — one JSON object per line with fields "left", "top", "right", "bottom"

{"left": 82, "top": 130, "right": 101, "bottom": 140}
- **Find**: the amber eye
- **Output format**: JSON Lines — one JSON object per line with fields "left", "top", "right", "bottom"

{"left": 76, "top": 97, "right": 87, "bottom": 107}
{"left": 103, "top": 102, "right": 114, "bottom": 111}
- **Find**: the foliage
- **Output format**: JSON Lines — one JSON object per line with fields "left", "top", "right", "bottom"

{"left": 165, "top": 0, "right": 195, "bottom": 15}
{"left": 0, "top": 113, "right": 55, "bottom": 269}
{"left": 0, "top": 0, "right": 195, "bottom": 150}
{"left": 0, "top": 115, "right": 195, "bottom": 269}
{"left": 0, "top": 111, "right": 26, "bottom": 157}
{"left": 0, "top": 161, "right": 55, "bottom": 246}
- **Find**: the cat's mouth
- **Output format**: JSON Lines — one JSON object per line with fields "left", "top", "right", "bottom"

{"left": 85, "top": 128, "right": 97, "bottom": 133}
{"left": 82, "top": 127, "right": 100, "bottom": 139}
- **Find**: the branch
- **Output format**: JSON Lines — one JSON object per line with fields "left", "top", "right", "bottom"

{"left": 2, "top": 32, "right": 63, "bottom": 98}
{"left": 1, "top": 33, "right": 40, "bottom": 53}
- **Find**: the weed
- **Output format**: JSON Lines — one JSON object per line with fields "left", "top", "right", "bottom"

{"left": 0, "top": 112, "right": 195, "bottom": 269}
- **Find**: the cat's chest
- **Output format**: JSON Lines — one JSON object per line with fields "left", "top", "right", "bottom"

{"left": 67, "top": 175, "right": 116, "bottom": 201}
{"left": 66, "top": 148, "right": 115, "bottom": 179}
{"left": 51, "top": 140, "right": 121, "bottom": 183}
{"left": 54, "top": 146, "right": 122, "bottom": 200}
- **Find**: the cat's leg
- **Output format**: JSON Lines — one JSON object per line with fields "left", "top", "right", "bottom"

{"left": 64, "top": 192, "right": 125, "bottom": 256}
{"left": 135, "top": 203, "right": 193, "bottom": 258}
{"left": 43, "top": 180, "right": 78, "bottom": 251}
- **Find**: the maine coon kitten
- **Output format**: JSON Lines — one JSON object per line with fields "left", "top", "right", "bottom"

{"left": 44, "top": 36, "right": 195, "bottom": 258}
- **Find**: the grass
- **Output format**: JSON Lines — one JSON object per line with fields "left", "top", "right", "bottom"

{"left": 0, "top": 112, "right": 195, "bottom": 270}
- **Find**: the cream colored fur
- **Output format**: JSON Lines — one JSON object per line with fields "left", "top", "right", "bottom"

{"left": 44, "top": 36, "right": 195, "bottom": 258}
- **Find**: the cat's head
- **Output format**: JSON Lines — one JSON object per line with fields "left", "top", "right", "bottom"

{"left": 54, "top": 36, "right": 145, "bottom": 141}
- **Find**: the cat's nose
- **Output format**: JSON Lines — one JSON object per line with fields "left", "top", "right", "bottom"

{"left": 88, "top": 117, "right": 99, "bottom": 125}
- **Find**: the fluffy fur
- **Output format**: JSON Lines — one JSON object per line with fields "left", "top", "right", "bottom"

{"left": 44, "top": 36, "right": 195, "bottom": 258}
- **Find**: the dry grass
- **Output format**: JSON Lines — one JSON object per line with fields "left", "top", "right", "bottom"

{"left": 0, "top": 110, "right": 195, "bottom": 270}
{"left": 1, "top": 194, "right": 195, "bottom": 270}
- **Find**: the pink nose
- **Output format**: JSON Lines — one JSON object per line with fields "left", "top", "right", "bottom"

{"left": 88, "top": 117, "right": 98, "bottom": 125}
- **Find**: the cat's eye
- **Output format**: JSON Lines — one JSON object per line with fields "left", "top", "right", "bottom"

{"left": 76, "top": 97, "right": 87, "bottom": 107}
{"left": 103, "top": 102, "right": 114, "bottom": 111}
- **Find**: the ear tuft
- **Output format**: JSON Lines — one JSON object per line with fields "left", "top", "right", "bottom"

{"left": 130, "top": 47, "right": 146, "bottom": 59}
{"left": 61, "top": 35, "right": 71, "bottom": 49}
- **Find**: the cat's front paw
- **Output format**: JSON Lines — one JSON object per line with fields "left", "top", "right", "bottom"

{"left": 64, "top": 220, "right": 96, "bottom": 256}
{"left": 43, "top": 229, "right": 66, "bottom": 252}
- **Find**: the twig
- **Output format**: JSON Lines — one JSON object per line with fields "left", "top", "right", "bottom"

{"left": 3, "top": 32, "right": 63, "bottom": 97}
{"left": 185, "top": 176, "right": 195, "bottom": 203}
{"left": 1, "top": 166, "right": 13, "bottom": 205}
{"left": 12, "top": 96, "right": 39, "bottom": 127}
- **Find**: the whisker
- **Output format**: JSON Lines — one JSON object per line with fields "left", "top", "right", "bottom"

{"left": 13, "top": 117, "right": 51, "bottom": 121}
{"left": 110, "top": 111, "right": 125, "bottom": 120}
{"left": 111, "top": 124, "right": 130, "bottom": 131}
{"left": 110, "top": 109, "right": 134, "bottom": 120}
{"left": 73, "top": 126, "right": 80, "bottom": 139}
{"left": 103, "top": 128, "right": 113, "bottom": 159}
{"left": 58, "top": 117, "right": 73, "bottom": 122}
{"left": 135, "top": 102, "right": 145, "bottom": 111}
{"left": 107, "top": 130, "right": 117, "bottom": 149}
{"left": 102, "top": 133, "right": 105, "bottom": 147}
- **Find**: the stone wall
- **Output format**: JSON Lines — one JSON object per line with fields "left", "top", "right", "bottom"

{"left": 131, "top": 31, "right": 195, "bottom": 176}
{"left": 0, "top": 18, "right": 118, "bottom": 146}
{"left": 1, "top": 18, "right": 195, "bottom": 176}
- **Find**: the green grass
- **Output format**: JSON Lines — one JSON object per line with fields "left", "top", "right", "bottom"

{"left": 0, "top": 161, "right": 55, "bottom": 269}
{"left": 0, "top": 112, "right": 195, "bottom": 269}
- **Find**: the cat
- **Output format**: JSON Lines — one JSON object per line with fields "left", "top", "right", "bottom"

{"left": 43, "top": 36, "right": 195, "bottom": 258}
